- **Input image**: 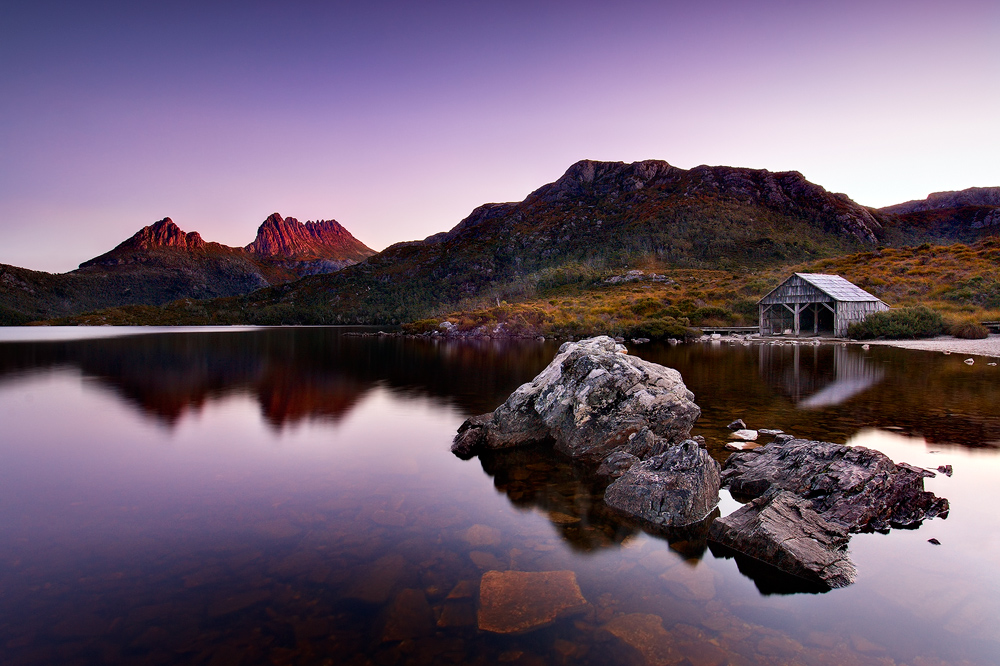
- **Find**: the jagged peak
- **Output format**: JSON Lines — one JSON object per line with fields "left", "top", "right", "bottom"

{"left": 246, "top": 213, "right": 373, "bottom": 261}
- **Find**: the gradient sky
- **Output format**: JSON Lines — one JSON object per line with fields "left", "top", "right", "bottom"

{"left": 2, "top": 0, "right": 998, "bottom": 273}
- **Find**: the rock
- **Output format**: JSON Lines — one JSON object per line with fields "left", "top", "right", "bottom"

{"left": 454, "top": 336, "right": 700, "bottom": 462}
{"left": 724, "top": 441, "right": 760, "bottom": 452}
{"left": 596, "top": 451, "right": 639, "bottom": 479}
{"left": 937, "top": 464, "right": 953, "bottom": 477}
{"left": 964, "top": 358, "right": 974, "bottom": 365}
{"left": 604, "top": 440, "right": 721, "bottom": 527}
{"left": 728, "top": 429, "right": 758, "bottom": 441}
{"left": 721, "top": 438, "right": 949, "bottom": 532}
{"left": 758, "top": 428, "right": 783, "bottom": 436}
{"left": 600, "top": 613, "right": 680, "bottom": 665}
{"left": 477, "top": 570, "right": 589, "bottom": 634}
{"left": 727, "top": 419, "right": 747, "bottom": 431}
{"left": 622, "top": 426, "right": 673, "bottom": 459}
{"left": 450, "top": 413, "right": 493, "bottom": 459}
{"left": 928, "top": 538, "right": 941, "bottom": 545}
{"left": 462, "top": 524, "right": 502, "bottom": 547}
{"left": 660, "top": 564, "right": 716, "bottom": 601}
{"left": 381, "top": 589, "right": 434, "bottom": 642}
{"left": 709, "top": 488, "right": 857, "bottom": 588}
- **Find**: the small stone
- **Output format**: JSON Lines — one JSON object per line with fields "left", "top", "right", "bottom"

{"left": 436, "top": 601, "right": 476, "bottom": 627}
{"left": 478, "top": 570, "right": 589, "bottom": 634}
{"left": 964, "top": 358, "right": 974, "bottom": 365}
{"left": 727, "top": 419, "right": 747, "bottom": 431}
{"left": 728, "top": 429, "right": 758, "bottom": 441}
{"left": 462, "top": 524, "right": 502, "bottom": 547}
{"left": 928, "top": 538, "right": 941, "bottom": 545}
{"left": 382, "top": 589, "right": 433, "bottom": 642}
{"left": 469, "top": 551, "right": 505, "bottom": 570}
{"left": 446, "top": 580, "right": 476, "bottom": 600}
{"left": 660, "top": 564, "right": 716, "bottom": 601}
{"left": 937, "top": 465, "right": 953, "bottom": 476}
{"left": 725, "top": 441, "right": 761, "bottom": 451}
{"left": 601, "top": 613, "right": 679, "bottom": 665}
{"left": 758, "top": 429, "right": 783, "bottom": 436}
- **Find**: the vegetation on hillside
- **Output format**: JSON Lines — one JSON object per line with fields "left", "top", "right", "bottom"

{"left": 41, "top": 239, "right": 1000, "bottom": 340}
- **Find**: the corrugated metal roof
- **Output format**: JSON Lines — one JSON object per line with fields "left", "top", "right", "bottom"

{"left": 795, "top": 273, "right": 883, "bottom": 302}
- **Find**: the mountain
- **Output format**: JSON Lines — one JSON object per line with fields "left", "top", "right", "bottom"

{"left": 878, "top": 187, "right": 1000, "bottom": 243}
{"left": 246, "top": 213, "right": 373, "bottom": 262}
{"left": 0, "top": 214, "right": 373, "bottom": 324}
{"left": 226, "top": 159, "right": 906, "bottom": 325}
{"left": 881, "top": 187, "right": 1000, "bottom": 214}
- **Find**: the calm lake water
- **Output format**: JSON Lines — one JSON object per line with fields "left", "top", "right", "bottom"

{"left": 0, "top": 327, "right": 998, "bottom": 666}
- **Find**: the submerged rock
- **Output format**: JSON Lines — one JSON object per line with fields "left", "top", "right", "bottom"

{"left": 604, "top": 440, "right": 721, "bottom": 527}
{"left": 477, "top": 570, "right": 589, "bottom": 634}
{"left": 452, "top": 336, "right": 700, "bottom": 462}
{"left": 709, "top": 488, "right": 857, "bottom": 589}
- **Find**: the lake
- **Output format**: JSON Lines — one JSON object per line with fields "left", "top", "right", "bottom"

{"left": 0, "top": 327, "right": 997, "bottom": 665}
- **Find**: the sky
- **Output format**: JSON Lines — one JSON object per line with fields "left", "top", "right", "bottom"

{"left": 1, "top": 0, "right": 998, "bottom": 273}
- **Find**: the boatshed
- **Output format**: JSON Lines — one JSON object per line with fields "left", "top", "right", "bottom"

{"left": 758, "top": 273, "right": 888, "bottom": 337}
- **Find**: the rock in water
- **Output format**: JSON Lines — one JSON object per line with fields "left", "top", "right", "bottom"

{"left": 604, "top": 440, "right": 721, "bottom": 527}
{"left": 452, "top": 336, "right": 700, "bottom": 462}
{"left": 477, "top": 570, "right": 589, "bottom": 634}
{"left": 709, "top": 488, "right": 857, "bottom": 589}
{"left": 711, "top": 437, "right": 949, "bottom": 588}
{"left": 721, "top": 438, "right": 949, "bottom": 532}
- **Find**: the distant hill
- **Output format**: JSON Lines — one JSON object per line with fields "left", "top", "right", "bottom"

{"left": 881, "top": 187, "right": 1000, "bottom": 214}
{"left": 878, "top": 187, "right": 1000, "bottom": 244}
{"left": 0, "top": 214, "right": 373, "bottom": 324}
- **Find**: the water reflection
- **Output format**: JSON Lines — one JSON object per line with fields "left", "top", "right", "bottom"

{"left": 757, "top": 344, "right": 885, "bottom": 409}
{"left": 0, "top": 329, "right": 559, "bottom": 427}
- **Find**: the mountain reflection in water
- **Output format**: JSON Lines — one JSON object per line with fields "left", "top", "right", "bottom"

{"left": 1, "top": 328, "right": 999, "bottom": 665}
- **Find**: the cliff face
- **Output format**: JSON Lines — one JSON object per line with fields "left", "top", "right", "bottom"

{"left": 245, "top": 213, "right": 374, "bottom": 262}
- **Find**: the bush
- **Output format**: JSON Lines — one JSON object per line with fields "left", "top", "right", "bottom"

{"left": 625, "top": 318, "right": 702, "bottom": 340}
{"left": 950, "top": 319, "right": 990, "bottom": 340}
{"left": 847, "top": 306, "right": 944, "bottom": 340}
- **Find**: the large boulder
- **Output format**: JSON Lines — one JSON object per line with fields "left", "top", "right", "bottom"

{"left": 709, "top": 488, "right": 857, "bottom": 589}
{"left": 721, "top": 438, "right": 949, "bottom": 532}
{"left": 452, "top": 337, "right": 700, "bottom": 462}
{"left": 710, "top": 438, "right": 949, "bottom": 588}
{"left": 604, "top": 440, "right": 721, "bottom": 527}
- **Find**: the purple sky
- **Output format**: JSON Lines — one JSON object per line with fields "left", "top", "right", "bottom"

{"left": 2, "top": 0, "right": 998, "bottom": 273}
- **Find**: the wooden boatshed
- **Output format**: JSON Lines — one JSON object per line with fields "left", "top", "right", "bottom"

{"left": 758, "top": 273, "right": 888, "bottom": 338}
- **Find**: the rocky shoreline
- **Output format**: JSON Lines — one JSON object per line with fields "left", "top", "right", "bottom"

{"left": 452, "top": 336, "right": 950, "bottom": 590}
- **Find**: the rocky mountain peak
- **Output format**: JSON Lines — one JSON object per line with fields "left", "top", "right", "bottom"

{"left": 245, "top": 213, "right": 374, "bottom": 261}
{"left": 527, "top": 159, "right": 682, "bottom": 203}
{"left": 122, "top": 218, "right": 206, "bottom": 251}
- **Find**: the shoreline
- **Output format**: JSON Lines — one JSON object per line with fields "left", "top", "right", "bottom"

{"left": 854, "top": 334, "right": 1000, "bottom": 359}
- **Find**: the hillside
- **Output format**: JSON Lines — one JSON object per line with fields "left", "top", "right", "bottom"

{"left": 185, "top": 159, "right": 944, "bottom": 325}
{"left": 19, "top": 159, "right": 1000, "bottom": 328}
{"left": 878, "top": 187, "right": 1000, "bottom": 245}
{"left": 0, "top": 215, "right": 374, "bottom": 324}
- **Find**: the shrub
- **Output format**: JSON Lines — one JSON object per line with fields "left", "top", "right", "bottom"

{"left": 625, "top": 318, "right": 702, "bottom": 340}
{"left": 950, "top": 319, "right": 990, "bottom": 340}
{"left": 847, "top": 306, "right": 944, "bottom": 340}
